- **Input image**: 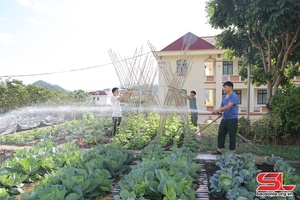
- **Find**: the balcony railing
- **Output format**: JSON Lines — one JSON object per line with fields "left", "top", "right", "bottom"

{"left": 205, "top": 75, "right": 215, "bottom": 82}
{"left": 222, "top": 75, "right": 244, "bottom": 82}
{"left": 239, "top": 106, "right": 267, "bottom": 113}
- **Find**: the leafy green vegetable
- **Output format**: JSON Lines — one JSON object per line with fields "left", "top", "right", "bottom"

{"left": 0, "top": 187, "right": 17, "bottom": 199}
{"left": 0, "top": 173, "right": 28, "bottom": 187}
{"left": 225, "top": 187, "right": 255, "bottom": 200}
{"left": 114, "top": 190, "right": 146, "bottom": 200}
{"left": 140, "top": 143, "right": 165, "bottom": 161}
{"left": 21, "top": 144, "right": 133, "bottom": 200}
{"left": 118, "top": 147, "right": 198, "bottom": 200}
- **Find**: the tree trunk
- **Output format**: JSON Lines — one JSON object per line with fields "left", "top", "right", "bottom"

{"left": 266, "top": 79, "right": 273, "bottom": 114}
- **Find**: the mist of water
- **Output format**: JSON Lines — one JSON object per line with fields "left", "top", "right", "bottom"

{"left": 0, "top": 104, "right": 212, "bottom": 120}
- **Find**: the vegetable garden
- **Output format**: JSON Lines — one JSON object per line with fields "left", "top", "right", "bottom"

{"left": 0, "top": 112, "right": 299, "bottom": 200}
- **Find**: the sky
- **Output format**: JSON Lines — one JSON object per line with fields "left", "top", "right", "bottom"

{"left": 0, "top": 0, "right": 222, "bottom": 91}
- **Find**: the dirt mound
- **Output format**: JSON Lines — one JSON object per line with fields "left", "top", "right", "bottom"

{"left": 0, "top": 149, "right": 15, "bottom": 163}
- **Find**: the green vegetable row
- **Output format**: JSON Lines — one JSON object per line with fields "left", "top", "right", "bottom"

{"left": 112, "top": 112, "right": 197, "bottom": 150}
{"left": 20, "top": 144, "right": 134, "bottom": 200}
{"left": 0, "top": 113, "right": 112, "bottom": 146}
{"left": 0, "top": 140, "right": 134, "bottom": 200}
{"left": 209, "top": 152, "right": 300, "bottom": 200}
{"left": 115, "top": 143, "right": 200, "bottom": 200}
{"left": 0, "top": 141, "right": 83, "bottom": 199}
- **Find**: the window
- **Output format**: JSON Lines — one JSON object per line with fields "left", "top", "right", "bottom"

{"left": 93, "top": 97, "right": 95, "bottom": 101}
{"left": 176, "top": 59, "right": 187, "bottom": 76}
{"left": 234, "top": 90, "right": 242, "bottom": 104}
{"left": 205, "top": 90, "right": 214, "bottom": 106}
{"left": 257, "top": 90, "right": 267, "bottom": 104}
{"left": 223, "top": 61, "right": 233, "bottom": 75}
{"left": 222, "top": 90, "right": 242, "bottom": 104}
{"left": 181, "top": 89, "right": 187, "bottom": 105}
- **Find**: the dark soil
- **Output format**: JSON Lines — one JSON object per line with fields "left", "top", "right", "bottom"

{"left": 163, "top": 133, "right": 185, "bottom": 150}
{"left": 0, "top": 149, "right": 15, "bottom": 163}
{"left": 204, "top": 161, "right": 274, "bottom": 200}
{"left": 257, "top": 163, "right": 274, "bottom": 172}
{"left": 204, "top": 161, "right": 227, "bottom": 200}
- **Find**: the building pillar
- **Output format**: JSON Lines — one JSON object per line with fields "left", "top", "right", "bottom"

{"left": 215, "top": 60, "right": 223, "bottom": 109}
{"left": 250, "top": 86, "right": 255, "bottom": 113}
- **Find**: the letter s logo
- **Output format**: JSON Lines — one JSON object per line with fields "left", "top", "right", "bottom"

{"left": 257, "top": 172, "right": 295, "bottom": 192}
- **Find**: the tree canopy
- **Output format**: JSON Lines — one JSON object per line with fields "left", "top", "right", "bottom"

{"left": 0, "top": 79, "right": 91, "bottom": 114}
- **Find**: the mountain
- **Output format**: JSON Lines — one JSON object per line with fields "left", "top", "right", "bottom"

{"left": 33, "top": 80, "right": 68, "bottom": 93}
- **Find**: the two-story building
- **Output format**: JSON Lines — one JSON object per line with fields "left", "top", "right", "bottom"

{"left": 88, "top": 90, "right": 109, "bottom": 105}
{"left": 157, "top": 32, "right": 300, "bottom": 123}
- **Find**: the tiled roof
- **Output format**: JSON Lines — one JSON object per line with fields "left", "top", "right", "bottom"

{"left": 161, "top": 32, "right": 215, "bottom": 51}
{"left": 88, "top": 90, "right": 107, "bottom": 95}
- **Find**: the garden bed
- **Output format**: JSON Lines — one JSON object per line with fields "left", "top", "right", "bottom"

{"left": 207, "top": 152, "right": 300, "bottom": 199}
{"left": 204, "top": 161, "right": 274, "bottom": 200}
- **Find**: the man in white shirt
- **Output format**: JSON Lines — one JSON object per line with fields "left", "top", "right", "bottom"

{"left": 111, "top": 87, "right": 132, "bottom": 136}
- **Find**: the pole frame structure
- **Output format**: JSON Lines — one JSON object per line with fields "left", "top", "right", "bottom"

{"left": 246, "top": 24, "right": 251, "bottom": 119}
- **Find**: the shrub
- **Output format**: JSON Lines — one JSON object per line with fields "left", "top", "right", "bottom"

{"left": 271, "top": 84, "right": 300, "bottom": 136}
{"left": 251, "top": 114, "right": 281, "bottom": 144}
{"left": 238, "top": 117, "right": 251, "bottom": 138}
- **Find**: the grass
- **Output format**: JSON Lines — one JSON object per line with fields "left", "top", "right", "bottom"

{"left": 197, "top": 125, "right": 300, "bottom": 161}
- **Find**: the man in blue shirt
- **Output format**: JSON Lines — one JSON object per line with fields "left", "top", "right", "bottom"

{"left": 211, "top": 81, "right": 238, "bottom": 154}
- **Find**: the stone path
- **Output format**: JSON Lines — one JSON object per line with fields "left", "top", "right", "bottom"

{"left": 194, "top": 154, "right": 219, "bottom": 200}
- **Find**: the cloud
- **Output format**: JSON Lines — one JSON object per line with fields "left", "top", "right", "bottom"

{"left": 0, "top": 33, "right": 13, "bottom": 44}
{"left": 19, "top": 0, "right": 52, "bottom": 13}
{"left": 26, "top": 17, "right": 48, "bottom": 26}
{"left": 19, "top": 0, "right": 31, "bottom": 6}
{"left": 32, "top": 2, "right": 48, "bottom": 11}
{"left": 0, "top": 17, "right": 7, "bottom": 21}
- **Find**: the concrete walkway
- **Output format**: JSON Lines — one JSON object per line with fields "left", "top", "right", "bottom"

{"left": 194, "top": 152, "right": 300, "bottom": 164}
{"left": 0, "top": 145, "right": 31, "bottom": 151}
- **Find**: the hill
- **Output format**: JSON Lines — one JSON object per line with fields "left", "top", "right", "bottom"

{"left": 33, "top": 80, "right": 68, "bottom": 93}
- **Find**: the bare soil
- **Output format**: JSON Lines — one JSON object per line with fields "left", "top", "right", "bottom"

{"left": 0, "top": 148, "right": 16, "bottom": 163}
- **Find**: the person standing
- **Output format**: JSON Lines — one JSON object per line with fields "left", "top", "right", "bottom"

{"left": 181, "top": 90, "right": 198, "bottom": 126}
{"left": 111, "top": 87, "right": 132, "bottom": 136}
{"left": 211, "top": 81, "right": 238, "bottom": 154}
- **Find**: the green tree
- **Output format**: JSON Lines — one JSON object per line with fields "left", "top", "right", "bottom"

{"left": 68, "top": 90, "right": 89, "bottom": 103}
{"left": 0, "top": 79, "right": 29, "bottom": 112}
{"left": 206, "top": 0, "right": 300, "bottom": 110}
{"left": 26, "top": 84, "right": 53, "bottom": 105}
{"left": 271, "top": 84, "right": 300, "bottom": 135}
{"left": 0, "top": 79, "right": 91, "bottom": 114}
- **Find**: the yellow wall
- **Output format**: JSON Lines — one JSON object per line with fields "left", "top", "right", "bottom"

{"left": 157, "top": 50, "right": 270, "bottom": 123}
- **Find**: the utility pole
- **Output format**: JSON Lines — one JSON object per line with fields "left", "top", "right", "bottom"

{"left": 246, "top": 24, "right": 251, "bottom": 119}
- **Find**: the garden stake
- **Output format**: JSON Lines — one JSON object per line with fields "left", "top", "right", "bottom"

{"left": 163, "top": 114, "right": 222, "bottom": 151}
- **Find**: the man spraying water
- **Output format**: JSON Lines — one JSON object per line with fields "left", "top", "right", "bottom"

{"left": 211, "top": 81, "right": 238, "bottom": 154}
{"left": 111, "top": 87, "right": 132, "bottom": 136}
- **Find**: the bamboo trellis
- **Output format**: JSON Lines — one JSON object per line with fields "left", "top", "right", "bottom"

{"left": 148, "top": 37, "right": 194, "bottom": 137}
{"left": 108, "top": 47, "right": 160, "bottom": 114}
{"left": 109, "top": 35, "right": 195, "bottom": 143}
